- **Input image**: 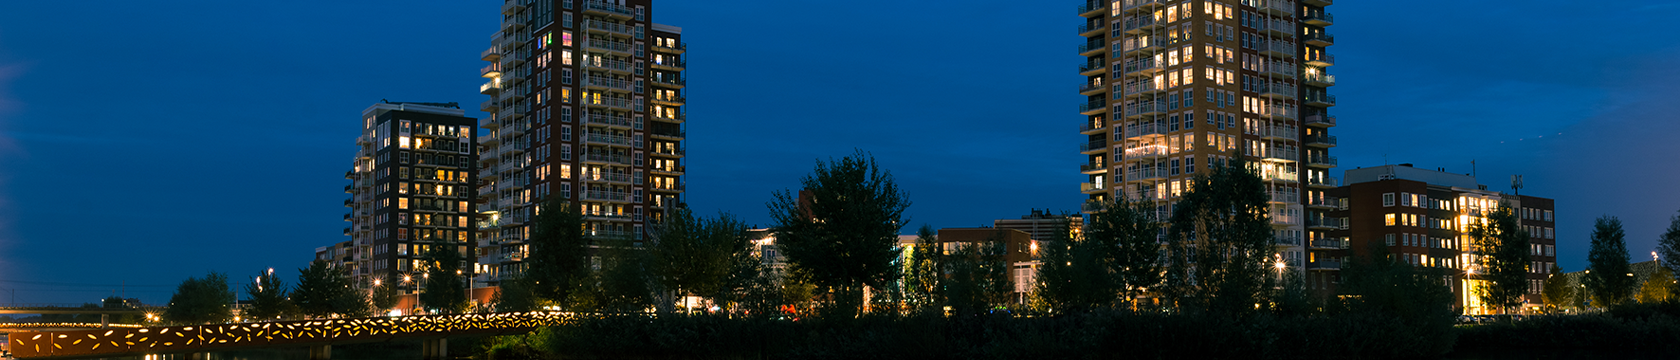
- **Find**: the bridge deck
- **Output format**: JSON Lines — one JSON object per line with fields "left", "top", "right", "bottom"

{"left": 6, "top": 312, "right": 568, "bottom": 359}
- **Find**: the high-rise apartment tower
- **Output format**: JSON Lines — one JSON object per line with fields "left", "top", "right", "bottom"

{"left": 342, "top": 102, "right": 481, "bottom": 295}
{"left": 1077, "top": 0, "right": 1337, "bottom": 271}
{"left": 475, "top": 0, "right": 687, "bottom": 287}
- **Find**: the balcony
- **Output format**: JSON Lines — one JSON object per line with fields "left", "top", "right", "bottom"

{"left": 1123, "top": 145, "right": 1169, "bottom": 160}
{"left": 1079, "top": 141, "right": 1109, "bottom": 155}
{"left": 1079, "top": 61, "right": 1106, "bottom": 77}
{"left": 584, "top": 97, "right": 634, "bottom": 111}
{"left": 1306, "top": 196, "right": 1340, "bottom": 209}
{"left": 501, "top": 0, "right": 525, "bottom": 15}
{"left": 1077, "top": 41, "right": 1106, "bottom": 57}
{"left": 1260, "top": 83, "right": 1296, "bottom": 99}
{"left": 1081, "top": 200, "right": 1105, "bottom": 214}
{"left": 652, "top": 42, "right": 686, "bottom": 54}
{"left": 651, "top": 59, "right": 686, "bottom": 71}
{"left": 1307, "top": 155, "right": 1338, "bottom": 168}
{"left": 1124, "top": 121, "right": 1169, "bottom": 140}
{"left": 1079, "top": 101, "right": 1109, "bottom": 116}
{"left": 1122, "top": 79, "right": 1160, "bottom": 98}
{"left": 1265, "top": 21, "right": 1296, "bottom": 38}
{"left": 479, "top": 80, "right": 502, "bottom": 95}
{"left": 1307, "top": 176, "right": 1340, "bottom": 189}
{"left": 1260, "top": 0, "right": 1294, "bottom": 16}
{"left": 1303, "top": 72, "right": 1336, "bottom": 87}
{"left": 584, "top": 19, "right": 634, "bottom": 37}
{"left": 1080, "top": 122, "right": 1108, "bottom": 135}
{"left": 481, "top": 46, "right": 500, "bottom": 61}
{"left": 586, "top": 57, "right": 635, "bottom": 74}
{"left": 480, "top": 63, "right": 502, "bottom": 78}
{"left": 344, "top": 184, "right": 356, "bottom": 194}
{"left": 1261, "top": 104, "right": 1296, "bottom": 119}
{"left": 651, "top": 183, "right": 685, "bottom": 192}
{"left": 1308, "top": 260, "right": 1342, "bottom": 271}
{"left": 1121, "top": 0, "right": 1165, "bottom": 13}
{"left": 1259, "top": 125, "right": 1299, "bottom": 141}
{"left": 1262, "top": 62, "right": 1297, "bottom": 78}
{"left": 651, "top": 77, "right": 686, "bottom": 89}
{"left": 651, "top": 148, "right": 685, "bottom": 158}
{"left": 1080, "top": 162, "right": 1109, "bottom": 174}
{"left": 585, "top": 76, "right": 633, "bottom": 92}
{"left": 1077, "top": 2, "right": 1108, "bottom": 18}
{"left": 586, "top": 40, "right": 634, "bottom": 56}
{"left": 1305, "top": 135, "right": 1338, "bottom": 148}
{"left": 1123, "top": 36, "right": 1168, "bottom": 54}
{"left": 583, "top": 1, "right": 635, "bottom": 18}
{"left": 584, "top": 154, "right": 634, "bottom": 165}
{"left": 652, "top": 95, "right": 686, "bottom": 106}
{"left": 1305, "top": 115, "right": 1337, "bottom": 127}
{"left": 1259, "top": 170, "right": 1299, "bottom": 183}
{"left": 1310, "top": 239, "right": 1349, "bottom": 250}
{"left": 1079, "top": 82, "right": 1108, "bottom": 96}
{"left": 1122, "top": 58, "right": 1162, "bottom": 76}
{"left": 586, "top": 114, "right": 636, "bottom": 129}
{"left": 1304, "top": 32, "right": 1335, "bottom": 47}
{"left": 1304, "top": 0, "right": 1332, "bottom": 6}
{"left": 650, "top": 131, "right": 685, "bottom": 140}
{"left": 1303, "top": 13, "right": 1334, "bottom": 26}
{"left": 1125, "top": 169, "right": 1167, "bottom": 183}
{"left": 653, "top": 112, "right": 685, "bottom": 123}
{"left": 1305, "top": 94, "right": 1337, "bottom": 107}
{"left": 480, "top": 99, "right": 498, "bottom": 112}
{"left": 1123, "top": 16, "right": 1165, "bottom": 35}
{"left": 1261, "top": 40, "right": 1297, "bottom": 58}
{"left": 1078, "top": 23, "right": 1105, "bottom": 37}
{"left": 582, "top": 191, "right": 630, "bottom": 202}
{"left": 585, "top": 133, "right": 633, "bottom": 147}
{"left": 1306, "top": 54, "right": 1336, "bottom": 67}
{"left": 1268, "top": 189, "right": 1299, "bottom": 204}
{"left": 1271, "top": 214, "right": 1300, "bottom": 227}
{"left": 1080, "top": 182, "right": 1107, "bottom": 194}
{"left": 651, "top": 165, "right": 685, "bottom": 175}
{"left": 1307, "top": 217, "right": 1343, "bottom": 230}
{"left": 1276, "top": 235, "right": 1302, "bottom": 247}
{"left": 1261, "top": 150, "right": 1299, "bottom": 163}
{"left": 1123, "top": 99, "right": 1169, "bottom": 118}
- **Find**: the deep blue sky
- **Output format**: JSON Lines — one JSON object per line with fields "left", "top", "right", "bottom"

{"left": 1, "top": 0, "right": 1677, "bottom": 304}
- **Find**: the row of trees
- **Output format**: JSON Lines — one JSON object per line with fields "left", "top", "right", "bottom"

{"left": 1541, "top": 212, "right": 1680, "bottom": 310}
{"left": 162, "top": 246, "right": 474, "bottom": 324}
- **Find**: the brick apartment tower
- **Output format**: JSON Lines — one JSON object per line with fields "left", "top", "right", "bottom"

{"left": 1078, "top": 0, "right": 1338, "bottom": 272}
{"left": 1321, "top": 165, "right": 1558, "bottom": 314}
{"left": 475, "top": 0, "right": 687, "bottom": 288}
{"left": 342, "top": 102, "right": 480, "bottom": 296}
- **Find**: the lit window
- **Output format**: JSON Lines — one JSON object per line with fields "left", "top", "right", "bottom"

{"left": 1385, "top": 214, "right": 1396, "bottom": 226}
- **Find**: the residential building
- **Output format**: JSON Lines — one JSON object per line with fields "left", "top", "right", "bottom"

{"left": 1320, "top": 164, "right": 1557, "bottom": 314}
{"left": 994, "top": 209, "right": 1084, "bottom": 242}
{"left": 1078, "top": 0, "right": 1337, "bottom": 273}
{"left": 474, "top": 0, "right": 688, "bottom": 290}
{"left": 338, "top": 101, "right": 481, "bottom": 303}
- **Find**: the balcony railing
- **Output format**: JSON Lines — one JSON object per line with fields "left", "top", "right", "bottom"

{"left": 1123, "top": 80, "right": 1160, "bottom": 96}
{"left": 1125, "top": 121, "right": 1169, "bottom": 139}
{"left": 583, "top": 1, "right": 635, "bottom": 17}
{"left": 585, "top": 154, "right": 634, "bottom": 165}
{"left": 586, "top": 114, "right": 636, "bottom": 128}
{"left": 1123, "top": 145, "right": 1169, "bottom": 160}
{"left": 1308, "top": 176, "right": 1340, "bottom": 188}
{"left": 1304, "top": 72, "right": 1336, "bottom": 86}
{"left": 1079, "top": 141, "right": 1108, "bottom": 153}
{"left": 1124, "top": 58, "right": 1161, "bottom": 75}
{"left": 1307, "top": 54, "right": 1336, "bottom": 67}
{"left": 1258, "top": 125, "right": 1299, "bottom": 141}
{"left": 1306, "top": 135, "right": 1338, "bottom": 147}
{"left": 1305, "top": 94, "right": 1338, "bottom": 106}
{"left": 584, "top": 76, "right": 633, "bottom": 91}
{"left": 1268, "top": 189, "right": 1299, "bottom": 203}
{"left": 1304, "top": 32, "right": 1335, "bottom": 46}
{"left": 585, "top": 133, "right": 633, "bottom": 146}
{"left": 652, "top": 42, "right": 687, "bottom": 53}
{"left": 584, "top": 19, "right": 634, "bottom": 36}
{"left": 1080, "top": 182, "right": 1106, "bottom": 193}
{"left": 1078, "top": 101, "right": 1108, "bottom": 114}
{"left": 1305, "top": 115, "right": 1337, "bottom": 127}
{"left": 1124, "top": 99, "right": 1170, "bottom": 117}
{"left": 586, "top": 40, "right": 634, "bottom": 55}
{"left": 1260, "top": 83, "right": 1297, "bottom": 98}
{"left": 1308, "top": 260, "right": 1343, "bottom": 270}
{"left": 1303, "top": 13, "right": 1334, "bottom": 26}
{"left": 584, "top": 97, "right": 634, "bottom": 110}
{"left": 1308, "top": 155, "right": 1338, "bottom": 168}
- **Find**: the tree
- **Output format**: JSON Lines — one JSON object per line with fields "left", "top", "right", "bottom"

{"left": 942, "top": 231, "right": 1012, "bottom": 316}
{"left": 648, "top": 207, "right": 750, "bottom": 313}
{"left": 1339, "top": 243, "right": 1456, "bottom": 330}
{"left": 371, "top": 275, "right": 400, "bottom": 314}
{"left": 1469, "top": 203, "right": 1531, "bottom": 314}
{"left": 705, "top": 217, "right": 765, "bottom": 313}
{"left": 582, "top": 237, "right": 654, "bottom": 313}
{"left": 1636, "top": 266, "right": 1675, "bottom": 304}
{"left": 1658, "top": 210, "right": 1680, "bottom": 297}
{"left": 768, "top": 150, "right": 911, "bottom": 318}
{"left": 1089, "top": 200, "right": 1162, "bottom": 306}
{"left": 162, "top": 272, "right": 235, "bottom": 325}
{"left": 1542, "top": 264, "right": 1575, "bottom": 313}
{"left": 1161, "top": 155, "right": 1275, "bottom": 315}
{"left": 293, "top": 260, "right": 367, "bottom": 318}
{"left": 490, "top": 276, "right": 543, "bottom": 313}
{"left": 420, "top": 245, "right": 470, "bottom": 314}
{"left": 903, "top": 225, "right": 945, "bottom": 311}
{"left": 1585, "top": 216, "right": 1636, "bottom": 308}
{"left": 1035, "top": 214, "right": 1116, "bottom": 311}
{"left": 244, "top": 269, "right": 293, "bottom": 321}
{"left": 527, "top": 198, "right": 592, "bottom": 306}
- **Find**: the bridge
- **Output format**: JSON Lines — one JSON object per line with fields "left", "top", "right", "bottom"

{"left": 5, "top": 312, "right": 569, "bottom": 360}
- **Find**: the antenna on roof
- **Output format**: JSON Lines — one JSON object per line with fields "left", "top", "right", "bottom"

{"left": 1512, "top": 175, "right": 1524, "bottom": 195}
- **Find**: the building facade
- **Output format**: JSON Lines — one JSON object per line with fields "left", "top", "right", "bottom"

{"left": 1078, "top": 0, "right": 1338, "bottom": 272}
{"left": 1320, "top": 164, "right": 1558, "bottom": 314}
{"left": 475, "top": 0, "right": 688, "bottom": 288}
{"left": 340, "top": 102, "right": 481, "bottom": 297}
{"left": 994, "top": 209, "right": 1084, "bottom": 242}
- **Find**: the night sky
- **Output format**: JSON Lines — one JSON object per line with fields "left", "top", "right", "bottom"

{"left": 1, "top": 0, "right": 1677, "bottom": 305}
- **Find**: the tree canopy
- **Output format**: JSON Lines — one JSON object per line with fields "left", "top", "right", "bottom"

{"left": 768, "top": 150, "right": 911, "bottom": 318}
{"left": 1585, "top": 216, "right": 1636, "bottom": 308}
{"left": 162, "top": 272, "right": 235, "bottom": 325}
{"left": 1469, "top": 203, "right": 1530, "bottom": 314}
{"left": 526, "top": 199, "right": 592, "bottom": 306}
{"left": 1161, "top": 155, "right": 1276, "bottom": 315}
{"left": 420, "top": 244, "right": 470, "bottom": 314}
{"left": 292, "top": 260, "right": 369, "bottom": 318}
{"left": 243, "top": 269, "right": 293, "bottom": 321}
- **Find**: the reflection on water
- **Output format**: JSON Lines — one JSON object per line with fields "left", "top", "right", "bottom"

{"left": 1444, "top": 348, "right": 1666, "bottom": 360}
{"left": 62, "top": 346, "right": 426, "bottom": 360}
